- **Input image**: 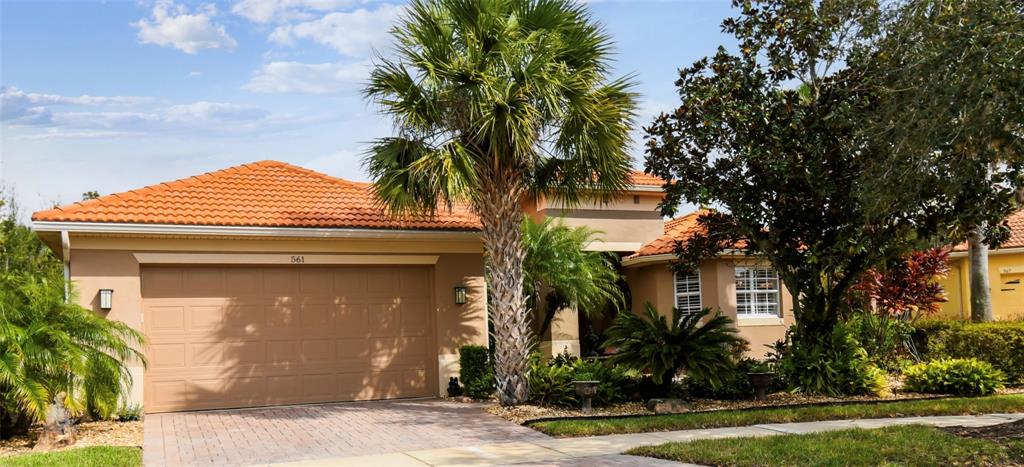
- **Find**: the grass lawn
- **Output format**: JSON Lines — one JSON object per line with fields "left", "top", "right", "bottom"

{"left": 2, "top": 446, "right": 141, "bottom": 467}
{"left": 626, "top": 425, "right": 1024, "bottom": 466}
{"left": 529, "top": 393, "right": 1024, "bottom": 437}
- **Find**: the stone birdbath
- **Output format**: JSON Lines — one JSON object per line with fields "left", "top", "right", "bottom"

{"left": 748, "top": 371, "right": 774, "bottom": 402}
{"left": 573, "top": 380, "right": 600, "bottom": 414}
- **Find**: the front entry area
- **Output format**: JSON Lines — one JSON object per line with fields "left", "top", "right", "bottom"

{"left": 141, "top": 265, "right": 436, "bottom": 413}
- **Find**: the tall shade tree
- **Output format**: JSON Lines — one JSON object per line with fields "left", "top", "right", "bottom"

{"left": 522, "top": 216, "right": 624, "bottom": 340}
{"left": 643, "top": 0, "right": 1016, "bottom": 393}
{"left": 857, "top": 0, "right": 1024, "bottom": 322}
{"left": 364, "top": 0, "right": 638, "bottom": 405}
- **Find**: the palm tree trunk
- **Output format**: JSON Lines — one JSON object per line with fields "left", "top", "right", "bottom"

{"left": 477, "top": 187, "right": 531, "bottom": 406}
{"left": 968, "top": 227, "right": 994, "bottom": 322}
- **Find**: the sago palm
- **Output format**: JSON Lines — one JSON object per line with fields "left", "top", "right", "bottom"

{"left": 364, "top": 0, "right": 637, "bottom": 405}
{"left": 522, "top": 216, "right": 624, "bottom": 338}
{"left": 604, "top": 304, "right": 745, "bottom": 397}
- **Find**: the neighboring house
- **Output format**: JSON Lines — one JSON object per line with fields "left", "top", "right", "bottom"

{"left": 31, "top": 160, "right": 791, "bottom": 413}
{"left": 936, "top": 209, "right": 1024, "bottom": 320}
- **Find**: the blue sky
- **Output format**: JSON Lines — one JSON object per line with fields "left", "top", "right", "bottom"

{"left": 1, "top": 0, "right": 736, "bottom": 215}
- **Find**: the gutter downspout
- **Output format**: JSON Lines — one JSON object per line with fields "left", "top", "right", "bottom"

{"left": 61, "top": 230, "right": 70, "bottom": 302}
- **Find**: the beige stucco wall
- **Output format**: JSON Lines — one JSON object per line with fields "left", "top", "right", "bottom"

{"left": 624, "top": 258, "right": 795, "bottom": 360}
{"left": 525, "top": 193, "right": 666, "bottom": 250}
{"left": 66, "top": 233, "right": 487, "bottom": 406}
{"left": 937, "top": 252, "right": 1024, "bottom": 321}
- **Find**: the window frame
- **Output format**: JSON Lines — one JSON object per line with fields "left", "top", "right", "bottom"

{"left": 673, "top": 270, "right": 703, "bottom": 315}
{"left": 734, "top": 264, "right": 782, "bottom": 319}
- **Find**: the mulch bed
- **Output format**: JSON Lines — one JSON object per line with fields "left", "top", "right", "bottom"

{"left": 0, "top": 420, "right": 143, "bottom": 457}
{"left": 488, "top": 388, "right": 1024, "bottom": 425}
{"left": 943, "top": 419, "right": 1024, "bottom": 443}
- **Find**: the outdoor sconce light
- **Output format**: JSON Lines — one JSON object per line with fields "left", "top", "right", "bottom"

{"left": 99, "top": 289, "right": 114, "bottom": 311}
{"left": 454, "top": 286, "right": 468, "bottom": 305}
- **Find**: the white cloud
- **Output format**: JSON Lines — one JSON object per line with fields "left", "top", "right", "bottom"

{"left": 166, "top": 101, "right": 270, "bottom": 121}
{"left": 232, "top": 0, "right": 364, "bottom": 23}
{"left": 268, "top": 4, "right": 401, "bottom": 57}
{"left": 2, "top": 86, "right": 316, "bottom": 139}
{"left": 1, "top": 86, "right": 149, "bottom": 125}
{"left": 242, "top": 61, "right": 369, "bottom": 94}
{"left": 134, "top": 1, "right": 237, "bottom": 54}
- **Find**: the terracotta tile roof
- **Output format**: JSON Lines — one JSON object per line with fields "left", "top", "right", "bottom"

{"left": 31, "top": 160, "right": 481, "bottom": 231}
{"left": 951, "top": 209, "right": 1024, "bottom": 251}
{"left": 628, "top": 170, "right": 665, "bottom": 187}
{"left": 628, "top": 210, "right": 710, "bottom": 258}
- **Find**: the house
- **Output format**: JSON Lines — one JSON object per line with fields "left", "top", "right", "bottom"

{"left": 31, "top": 160, "right": 792, "bottom": 413}
{"left": 936, "top": 209, "right": 1024, "bottom": 320}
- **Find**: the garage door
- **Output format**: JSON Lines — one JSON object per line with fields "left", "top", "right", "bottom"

{"left": 141, "top": 265, "right": 435, "bottom": 413}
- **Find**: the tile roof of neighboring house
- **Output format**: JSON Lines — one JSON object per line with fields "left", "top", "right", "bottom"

{"left": 628, "top": 170, "right": 665, "bottom": 187}
{"left": 629, "top": 210, "right": 711, "bottom": 258}
{"left": 31, "top": 160, "right": 482, "bottom": 231}
{"left": 952, "top": 209, "right": 1024, "bottom": 251}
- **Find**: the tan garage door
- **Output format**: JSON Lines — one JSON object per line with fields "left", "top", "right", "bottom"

{"left": 141, "top": 265, "right": 435, "bottom": 413}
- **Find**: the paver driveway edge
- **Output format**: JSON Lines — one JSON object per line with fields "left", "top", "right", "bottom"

{"left": 270, "top": 412, "right": 1024, "bottom": 466}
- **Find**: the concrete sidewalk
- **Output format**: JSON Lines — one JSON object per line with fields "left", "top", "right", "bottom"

{"left": 274, "top": 412, "right": 1024, "bottom": 466}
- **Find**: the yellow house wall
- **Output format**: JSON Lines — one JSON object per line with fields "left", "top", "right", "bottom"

{"left": 624, "top": 258, "right": 795, "bottom": 360}
{"left": 937, "top": 252, "right": 1024, "bottom": 321}
{"left": 66, "top": 234, "right": 488, "bottom": 405}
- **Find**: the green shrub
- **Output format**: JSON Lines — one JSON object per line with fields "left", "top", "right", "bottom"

{"left": 527, "top": 354, "right": 639, "bottom": 407}
{"left": 847, "top": 313, "right": 913, "bottom": 371}
{"left": 116, "top": 403, "right": 143, "bottom": 422}
{"left": 777, "top": 323, "right": 888, "bottom": 397}
{"left": 684, "top": 358, "right": 783, "bottom": 400}
{"left": 459, "top": 345, "right": 494, "bottom": 399}
{"left": 903, "top": 358, "right": 1005, "bottom": 396}
{"left": 912, "top": 320, "right": 1024, "bottom": 385}
{"left": 603, "top": 304, "right": 746, "bottom": 397}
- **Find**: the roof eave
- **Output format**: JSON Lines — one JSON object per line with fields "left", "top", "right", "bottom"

{"left": 31, "top": 221, "right": 482, "bottom": 241}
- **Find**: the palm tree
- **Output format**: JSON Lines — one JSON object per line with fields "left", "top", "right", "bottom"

{"left": 603, "top": 304, "right": 745, "bottom": 397}
{"left": 522, "top": 216, "right": 624, "bottom": 339}
{"left": 0, "top": 196, "right": 146, "bottom": 437}
{"left": 364, "top": 0, "right": 637, "bottom": 405}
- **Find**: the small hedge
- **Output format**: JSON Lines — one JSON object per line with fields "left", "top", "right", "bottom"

{"left": 459, "top": 345, "right": 495, "bottom": 399}
{"left": 913, "top": 320, "right": 1024, "bottom": 385}
{"left": 903, "top": 358, "right": 1005, "bottom": 396}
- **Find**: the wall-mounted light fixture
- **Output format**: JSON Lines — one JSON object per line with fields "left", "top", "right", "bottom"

{"left": 99, "top": 289, "right": 114, "bottom": 310}
{"left": 454, "top": 286, "right": 468, "bottom": 305}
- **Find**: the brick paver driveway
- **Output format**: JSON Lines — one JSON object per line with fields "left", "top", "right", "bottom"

{"left": 143, "top": 399, "right": 549, "bottom": 466}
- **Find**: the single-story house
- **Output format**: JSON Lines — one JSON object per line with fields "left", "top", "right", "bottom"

{"left": 32, "top": 160, "right": 792, "bottom": 413}
{"left": 936, "top": 209, "right": 1024, "bottom": 320}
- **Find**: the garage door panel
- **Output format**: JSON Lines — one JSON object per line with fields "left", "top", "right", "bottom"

{"left": 147, "top": 305, "right": 186, "bottom": 332}
{"left": 336, "top": 303, "right": 369, "bottom": 336}
{"left": 149, "top": 343, "right": 186, "bottom": 369}
{"left": 142, "top": 265, "right": 435, "bottom": 413}
{"left": 142, "top": 268, "right": 184, "bottom": 298}
{"left": 184, "top": 269, "right": 225, "bottom": 297}
{"left": 263, "top": 269, "right": 298, "bottom": 296}
{"left": 401, "top": 301, "right": 430, "bottom": 336}
{"left": 299, "top": 303, "right": 334, "bottom": 332}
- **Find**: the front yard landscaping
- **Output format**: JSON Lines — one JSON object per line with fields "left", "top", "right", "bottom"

{"left": 528, "top": 393, "right": 1024, "bottom": 437}
{"left": 626, "top": 424, "right": 1024, "bottom": 466}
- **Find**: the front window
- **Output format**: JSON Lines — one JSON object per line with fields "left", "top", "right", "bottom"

{"left": 735, "top": 265, "right": 780, "bottom": 317}
{"left": 674, "top": 271, "right": 702, "bottom": 315}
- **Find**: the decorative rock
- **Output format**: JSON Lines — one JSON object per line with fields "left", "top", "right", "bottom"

{"left": 646, "top": 398, "right": 690, "bottom": 414}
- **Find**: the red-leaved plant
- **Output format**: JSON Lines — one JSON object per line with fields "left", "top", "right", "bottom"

{"left": 849, "top": 248, "right": 950, "bottom": 321}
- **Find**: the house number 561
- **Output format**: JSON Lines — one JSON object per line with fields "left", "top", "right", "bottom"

{"left": 290, "top": 255, "right": 305, "bottom": 264}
